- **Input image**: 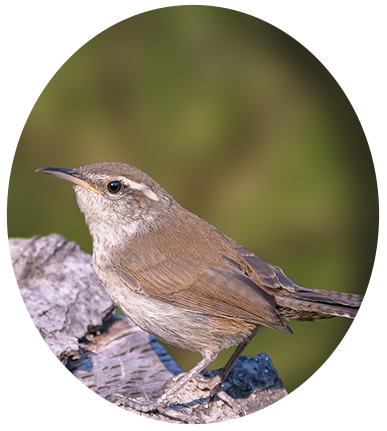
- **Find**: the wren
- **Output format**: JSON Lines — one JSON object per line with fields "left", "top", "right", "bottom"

{"left": 36, "top": 162, "right": 363, "bottom": 423}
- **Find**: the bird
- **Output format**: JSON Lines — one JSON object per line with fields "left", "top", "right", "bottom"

{"left": 36, "top": 161, "right": 363, "bottom": 422}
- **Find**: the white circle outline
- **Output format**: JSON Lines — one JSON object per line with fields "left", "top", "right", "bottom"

{"left": 16, "top": 4, "right": 369, "bottom": 425}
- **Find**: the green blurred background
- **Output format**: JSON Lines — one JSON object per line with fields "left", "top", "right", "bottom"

{"left": 8, "top": 6, "right": 378, "bottom": 394}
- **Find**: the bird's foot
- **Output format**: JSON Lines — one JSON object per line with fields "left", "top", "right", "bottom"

{"left": 193, "top": 374, "right": 247, "bottom": 416}
{"left": 157, "top": 371, "right": 246, "bottom": 418}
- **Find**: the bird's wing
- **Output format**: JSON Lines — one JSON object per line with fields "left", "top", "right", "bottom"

{"left": 235, "top": 246, "right": 299, "bottom": 292}
{"left": 114, "top": 252, "right": 291, "bottom": 334}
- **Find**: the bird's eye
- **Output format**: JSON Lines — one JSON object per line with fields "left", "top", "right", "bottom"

{"left": 107, "top": 181, "right": 123, "bottom": 194}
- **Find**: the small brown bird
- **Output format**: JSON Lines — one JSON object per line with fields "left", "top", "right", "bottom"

{"left": 37, "top": 162, "right": 363, "bottom": 422}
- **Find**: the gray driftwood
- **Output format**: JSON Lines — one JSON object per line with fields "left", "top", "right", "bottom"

{"left": 10, "top": 235, "right": 287, "bottom": 423}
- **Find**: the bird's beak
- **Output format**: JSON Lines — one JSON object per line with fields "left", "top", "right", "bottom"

{"left": 35, "top": 167, "right": 101, "bottom": 195}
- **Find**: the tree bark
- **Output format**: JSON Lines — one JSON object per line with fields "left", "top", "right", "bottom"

{"left": 10, "top": 235, "right": 287, "bottom": 423}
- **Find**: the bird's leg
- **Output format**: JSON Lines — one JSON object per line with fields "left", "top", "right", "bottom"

{"left": 194, "top": 340, "right": 249, "bottom": 415}
{"left": 195, "top": 340, "right": 248, "bottom": 394}
{"left": 116, "top": 352, "right": 218, "bottom": 423}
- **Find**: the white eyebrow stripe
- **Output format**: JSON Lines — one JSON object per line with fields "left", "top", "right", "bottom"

{"left": 143, "top": 188, "right": 159, "bottom": 201}
{"left": 118, "top": 177, "right": 159, "bottom": 201}
{"left": 119, "top": 177, "right": 146, "bottom": 190}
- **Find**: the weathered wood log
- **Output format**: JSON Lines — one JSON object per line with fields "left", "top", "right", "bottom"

{"left": 10, "top": 235, "right": 287, "bottom": 423}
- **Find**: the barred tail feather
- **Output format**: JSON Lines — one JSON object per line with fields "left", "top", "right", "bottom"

{"left": 275, "top": 290, "right": 363, "bottom": 321}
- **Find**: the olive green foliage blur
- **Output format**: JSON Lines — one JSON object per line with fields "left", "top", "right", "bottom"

{"left": 8, "top": 6, "right": 378, "bottom": 394}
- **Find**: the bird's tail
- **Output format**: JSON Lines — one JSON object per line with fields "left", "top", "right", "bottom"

{"left": 275, "top": 287, "right": 363, "bottom": 321}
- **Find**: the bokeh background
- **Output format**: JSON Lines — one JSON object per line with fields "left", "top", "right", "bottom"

{"left": 8, "top": 6, "right": 378, "bottom": 395}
